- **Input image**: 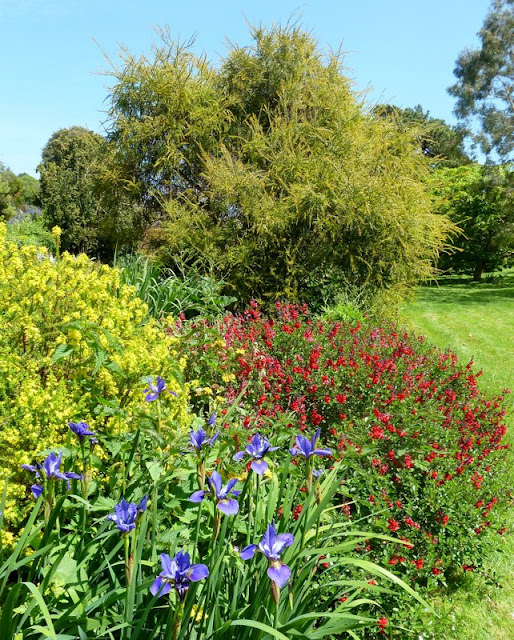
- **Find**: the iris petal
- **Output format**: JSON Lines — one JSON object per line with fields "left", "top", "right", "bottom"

{"left": 267, "top": 563, "right": 291, "bottom": 588}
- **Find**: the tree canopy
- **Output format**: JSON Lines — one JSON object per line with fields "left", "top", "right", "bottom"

{"left": 103, "top": 25, "right": 455, "bottom": 307}
{"left": 448, "top": 0, "right": 513, "bottom": 160}
{"left": 373, "top": 104, "right": 471, "bottom": 168}
{"left": 431, "top": 163, "right": 513, "bottom": 279}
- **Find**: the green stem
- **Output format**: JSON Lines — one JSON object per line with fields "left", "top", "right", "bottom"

{"left": 165, "top": 600, "right": 183, "bottom": 640}
{"left": 156, "top": 398, "right": 162, "bottom": 436}
{"left": 151, "top": 483, "right": 158, "bottom": 562}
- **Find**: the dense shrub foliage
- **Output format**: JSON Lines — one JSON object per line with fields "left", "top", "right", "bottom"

{"left": 103, "top": 25, "right": 454, "bottom": 308}
{"left": 178, "top": 303, "right": 510, "bottom": 584}
{"left": 0, "top": 224, "right": 187, "bottom": 538}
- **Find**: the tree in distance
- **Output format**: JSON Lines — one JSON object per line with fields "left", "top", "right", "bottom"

{"left": 448, "top": 0, "right": 513, "bottom": 161}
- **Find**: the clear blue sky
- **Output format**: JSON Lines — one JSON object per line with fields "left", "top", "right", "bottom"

{"left": 1, "top": 0, "right": 490, "bottom": 176}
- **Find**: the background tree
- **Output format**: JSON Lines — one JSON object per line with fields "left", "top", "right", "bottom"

{"left": 0, "top": 162, "right": 21, "bottom": 221}
{"left": 373, "top": 104, "right": 471, "bottom": 167}
{"left": 38, "top": 127, "right": 104, "bottom": 253}
{"left": 104, "top": 25, "right": 455, "bottom": 308}
{"left": 38, "top": 127, "right": 142, "bottom": 258}
{"left": 15, "top": 173, "right": 40, "bottom": 207}
{"left": 448, "top": 0, "right": 513, "bottom": 160}
{"left": 431, "top": 163, "right": 513, "bottom": 279}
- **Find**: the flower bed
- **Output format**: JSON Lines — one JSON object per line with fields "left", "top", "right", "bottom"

{"left": 185, "top": 302, "right": 510, "bottom": 585}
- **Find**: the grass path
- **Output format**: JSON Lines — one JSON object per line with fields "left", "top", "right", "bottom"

{"left": 400, "top": 272, "right": 513, "bottom": 640}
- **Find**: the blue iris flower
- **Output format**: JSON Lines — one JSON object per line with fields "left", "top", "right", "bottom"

{"left": 143, "top": 376, "right": 177, "bottom": 402}
{"left": 289, "top": 428, "right": 331, "bottom": 459}
{"left": 233, "top": 433, "right": 279, "bottom": 475}
{"left": 189, "top": 427, "right": 220, "bottom": 451}
{"left": 189, "top": 470, "right": 240, "bottom": 515}
{"left": 150, "top": 550, "right": 209, "bottom": 600}
{"left": 68, "top": 421, "right": 96, "bottom": 441}
{"left": 106, "top": 496, "right": 148, "bottom": 532}
{"left": 21, "top": 452, "right": 82, "bottom": 498}
{"left": 240, "top": 523, "right": 294, "bottom": 588}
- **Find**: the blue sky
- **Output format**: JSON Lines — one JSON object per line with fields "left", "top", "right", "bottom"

{"left": 1, "top": 0, "right": 490, "bottom": 176}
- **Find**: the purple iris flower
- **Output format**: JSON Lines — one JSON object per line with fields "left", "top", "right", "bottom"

{"left": 233, "top": 433, "right": 279, "bottom": 475}
{"left": 106, "top": 495, "right": 148, "bottom": 533}
{"left": 143, "top": 376, "right": 177, "bottom": 402}
{"left": 68, "top": 421, "right": 96, "bottom": 441}
{"left": 150, "top": 550, "right": 209, "bottom": 600}
{"left": 189, "top": 470, "right": 240, "bottom": 515}
{"left": 21, "top": 452, "right": 82, "bottom": 497}
{"left": 189, "top": 428, "right": 220, "bottom": 451}
{"left": 240, "top": 523, "right": 294, "bottom": 588}
{"left": 289, "top": 428, "right": 332, "bottom": 459}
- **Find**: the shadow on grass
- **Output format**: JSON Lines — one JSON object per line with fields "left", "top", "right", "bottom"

{"left": 417, "top": 273, "right": 514, "bottom": 306}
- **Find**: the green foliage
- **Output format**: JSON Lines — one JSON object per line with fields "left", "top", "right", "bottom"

{"left": 373, "top": 104, "right": 471, "bottom": 168}
{"left": 115, "top": 253, "right": 236, "bottom": 320}
{"left": 431, "top": 163, "right": 513, "bottom": 279}
{"left": 104, "top": 25, "right": 455, "bottom": 309}
{"left": 15, "top": 172, "right": 40, "bottom": 207}
{"left": 448, "top": 0, "right": 514, "bottom": 160}
{"left": 38, "top": 127, "right": 105, "bottom": 254}
{"left": 0, "top": 163, "right": 20, "bottom": 222}
{"left": 0, "top": 416, "right": 429, "bottom": 638}
{"left": 5, "top": 215, "right": 56, "bottom": 252}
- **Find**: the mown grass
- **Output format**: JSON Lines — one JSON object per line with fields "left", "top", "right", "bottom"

{"left": 400, "top": 270, "right": 514, "bottom": 640}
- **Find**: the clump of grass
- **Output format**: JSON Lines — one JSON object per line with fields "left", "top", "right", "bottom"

{"left": 114, "top": 253, "right": 236, "bottom": 320}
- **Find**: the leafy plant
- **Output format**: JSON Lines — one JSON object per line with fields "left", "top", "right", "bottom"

{"left": 0, "top": 411, "right": 430, "bottom": 639}
{"left": 114, "top": 253, "right": 236, "bottom": 320}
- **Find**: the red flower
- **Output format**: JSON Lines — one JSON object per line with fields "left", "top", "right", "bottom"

{"left": 387, "top": 518, "right": 400, "bottom": 532}
{"left": 377, "top": 617, "right": 388, "bottom": 633}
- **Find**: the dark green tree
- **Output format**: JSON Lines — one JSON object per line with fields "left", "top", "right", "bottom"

{"left": 373, "top": 104, "right": 471, "bottom": 167}
{"left": 431, "top": 163, "right": 513, "bottom": 279}
{"left": 0, "top": 163, "right": 20, "bottom": 221}
{"left": 448, "top": 0, "right": 513, "bottom": 160}
{"left": 38, "top": 127, "right": 104, "bottom": 253}
{"left": 38, "top": 127, "right": 142, "bottom": 258}
{"left": 104, "top": 25, "right": 455, "bottom": 308}
{"left": 15, "top": 173, "right": 40, "bottom": 207}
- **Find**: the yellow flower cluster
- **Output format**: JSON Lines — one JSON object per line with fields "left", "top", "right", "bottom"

{"left": 0, "top": 224, "right": 189, "bottom": 529}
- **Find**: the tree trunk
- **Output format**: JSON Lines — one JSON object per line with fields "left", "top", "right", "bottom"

{"left": 473, "top": 261, "right": 484, "bottom": 281}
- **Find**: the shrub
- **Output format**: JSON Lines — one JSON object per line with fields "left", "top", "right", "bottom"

{"left": 6, "top": 214, "right": 56, "bottom": 252}
{"left": 0, "top": 224, "right": 187, "bottom": 538}
{"left": 105, "top": 25, "right": 454, "bottom": 309}
{"left": 185, "top": 303, "right": 510, "bottom": 586}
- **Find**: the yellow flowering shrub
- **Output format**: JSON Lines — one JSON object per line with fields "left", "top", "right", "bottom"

{"left": 0, "top": 223, "right": 189, "bottom": 529}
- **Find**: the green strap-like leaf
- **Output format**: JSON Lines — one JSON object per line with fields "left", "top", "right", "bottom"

{"left": 227, "top": 619, "right": 291, "bottom": 640}
{"left": 22, "top": 581, "right": 57, "bottom": 640}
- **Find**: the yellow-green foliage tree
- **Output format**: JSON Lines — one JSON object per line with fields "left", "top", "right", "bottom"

{"left": 105, "top": 25, "right": 454, "bottom": 308}
{"left": 0, "top": 224, "right": 188, "bottom": 538}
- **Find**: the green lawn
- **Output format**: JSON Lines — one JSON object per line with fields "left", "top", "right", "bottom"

{"left": 400, "top": 271, "right": 514, "bottom": 640}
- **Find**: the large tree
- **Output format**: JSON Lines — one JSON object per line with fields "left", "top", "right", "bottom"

{"left": 104, "top": 26, "right": 455, "bottom": 308}
{"left": 448, "top": 0, "right": 513, "bottom": 160}
{"left": 38, "top": 127, "right": 143, "bottom": 258}
{"left": 373, "top": 104, "right": 471, "bottom": 168}
{"left": 431, "top": 163, "right": 513, "bottom": 279}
